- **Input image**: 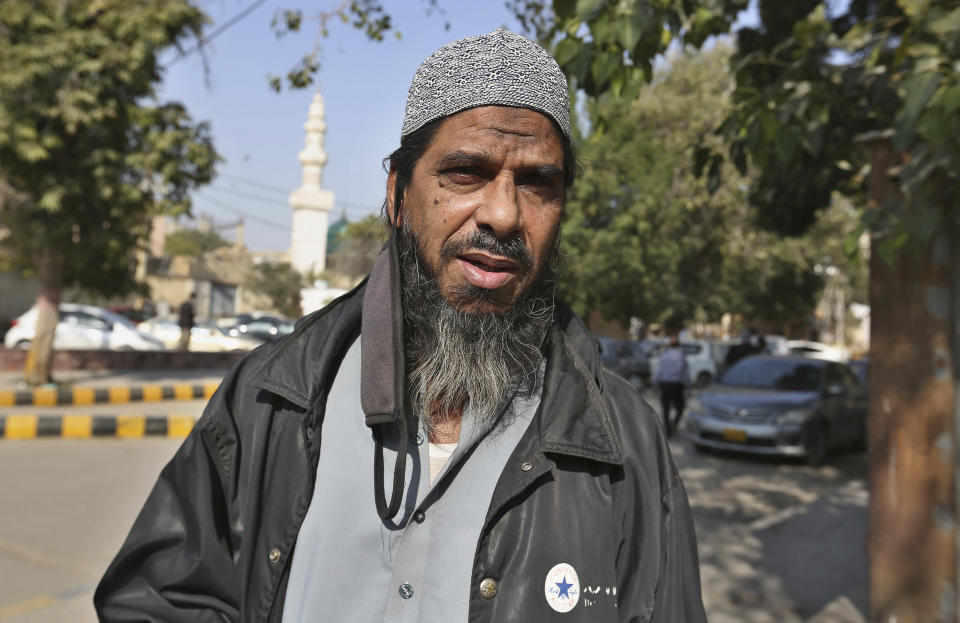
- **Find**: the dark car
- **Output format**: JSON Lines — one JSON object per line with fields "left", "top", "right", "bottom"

{"left": 226, "top": 315, "right": 294, "bottom": 342}
{"left": 595, "top": 336, "right": 651, "bottom": 390}
{"left": 682, "top": 355, "right": 867, "bottom": 464}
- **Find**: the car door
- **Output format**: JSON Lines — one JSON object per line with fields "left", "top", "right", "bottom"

{"left": 72, "top": 310, "right": 112, "bottom": 349}
{"left": 821, "top": 363, "right": 851, "bottom": 444}
{"left": 55, "top": 311, "right": 83, "bottom": 349}
{"left": 840, "top": 365, "right": 868, "bottom": 443}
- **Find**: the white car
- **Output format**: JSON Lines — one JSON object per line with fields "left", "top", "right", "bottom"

{"left": 4, "top": 303, "right": 164, "bottom": 351}
{"left": 786, "top": 340, "right": 849, "bottom": 362}
{"left": 649, "top": 339, "right": 719, "bottom": 388}
{"left": 138, "top": 317, "right": 264, "bottom": 352}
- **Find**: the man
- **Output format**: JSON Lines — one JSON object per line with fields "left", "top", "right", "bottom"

{"left": 654, "top": 334, "right": 690, "bottom": 436}
{"left": 95, "top": 29, "right": 706, "bottom": 622}
{"left": 177, "top": 292, "right": 195, "bottom": 350}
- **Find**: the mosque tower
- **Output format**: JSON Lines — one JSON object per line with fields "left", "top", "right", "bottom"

{"left": 289, "top": 91, "right": 335, "bottom": 276}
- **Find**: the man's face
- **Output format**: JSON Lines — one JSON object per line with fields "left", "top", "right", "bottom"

{"left": 390, "top": 105, "right": 566, "bottom": 314}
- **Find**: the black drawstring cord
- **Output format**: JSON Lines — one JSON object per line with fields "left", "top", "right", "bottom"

{"left": 373, "top": 190, "right": 410, "bottom": 521}
{"left": 374, "top": 413, "right": 409, "bottom": 520}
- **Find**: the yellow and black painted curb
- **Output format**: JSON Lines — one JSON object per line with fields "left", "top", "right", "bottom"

{"left": 0, "top": 382, "right": 219, "bottom": 408}
{"left": 0, "top": 414, "right": 196, "bottom": 439}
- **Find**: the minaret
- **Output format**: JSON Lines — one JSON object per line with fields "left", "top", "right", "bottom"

{"left": 289, "top": 91, "right": 335, "bottom": 276}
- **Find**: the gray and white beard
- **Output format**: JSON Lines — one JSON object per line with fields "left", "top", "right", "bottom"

{"left": 398, "top": 226, "right": 556, "bottom": 437}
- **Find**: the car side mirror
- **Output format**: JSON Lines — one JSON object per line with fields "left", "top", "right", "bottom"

{"left": 826, "top": 384, "right": 845, "bottom": 396}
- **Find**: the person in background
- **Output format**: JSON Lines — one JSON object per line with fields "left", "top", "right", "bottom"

{"left": 655, "top": 333, "right": 689, "bottom": 436}
{"left": 177, "top": 292, "right": 195, "bottom": 351}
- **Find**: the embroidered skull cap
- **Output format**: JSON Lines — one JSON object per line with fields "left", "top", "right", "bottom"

{"left": 401, "top": 27, "right": 571, "bottom": 141}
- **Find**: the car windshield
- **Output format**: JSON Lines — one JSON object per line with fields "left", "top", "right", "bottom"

{"left": 719, "top": 358, "right": 823, "bottom": 392}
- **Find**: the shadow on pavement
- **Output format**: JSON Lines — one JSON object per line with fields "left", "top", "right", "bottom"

{"left": 671, "top": 440, "right": 868, "bottom": 622}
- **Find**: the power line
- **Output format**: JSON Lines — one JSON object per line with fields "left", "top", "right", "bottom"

{"left": 164, "top": 0, "right": 270, "bottom": 69}
{"left": 195, "top": 191, "right": 291, "bottom": 231}
{"left": 217, "top": 172, "right": 383, "bottom": 212}
{"left": 208, "top": 184, "right": 286, "bottom": 205}
{"left": 219, "top": 172, "right": 289, "bottom": 195}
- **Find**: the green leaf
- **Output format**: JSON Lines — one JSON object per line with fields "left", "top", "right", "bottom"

{"left": 941, "top": 84, "right": 960, "bottom": 114}
{"left": 553, "top": 0, "right": 577, "bottom": 20}
{"left": 894, "top": 71, "right": 941, "bottom": 149}
{"left": 554, "top": 37, "right": 581, "bottom": 66}
{"left": 615, "top": 8, "right": 643, "bottom": 51}
{"left": 927, "top": 7, "right": 960, "bottom": 34}
{"left": 591, "top": 51, "right": 620, "bottom": 87}
{"left": 575, "top": 0, "right": 605, "bottom": 21}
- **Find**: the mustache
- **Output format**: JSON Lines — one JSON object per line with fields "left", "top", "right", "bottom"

{"left": 440, "top": 229, "right": 533, "bottom": 271}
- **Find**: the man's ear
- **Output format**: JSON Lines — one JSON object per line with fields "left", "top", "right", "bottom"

{"left": 386, "top": 169, "right": 402, "bottom": 227}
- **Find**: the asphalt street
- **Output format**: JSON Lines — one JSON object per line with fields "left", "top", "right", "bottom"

{"left": 0, "top": 402, "right": 868, "bottom": 623}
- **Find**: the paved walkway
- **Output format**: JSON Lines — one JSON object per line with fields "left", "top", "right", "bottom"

{"left": 0, "top": 369, "right": 227, "bottom": 390}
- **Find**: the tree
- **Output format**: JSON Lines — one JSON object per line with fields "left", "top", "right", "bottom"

{"left": 507, "top": 1, "right": 959, "bottom": 619}
{"left": 558, "top": 47, "right": 864, "bottom": 331}
{"left": 0, "top": 1, "right": 217, "bottom": 384}
{"left": 165, "top": 228, "right": 230, "bottom": 257}
{"left": 326, "top": 214, "right": 388, "bottom": 283}
{"left": 245, "top": 261, "right": 305, "bottom": 319}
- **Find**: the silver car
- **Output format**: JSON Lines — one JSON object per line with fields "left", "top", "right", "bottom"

{"left": 682, "top": 355, "right": 867, "bottom": 464}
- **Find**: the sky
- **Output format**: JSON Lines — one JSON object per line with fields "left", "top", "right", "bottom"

{"left": 157, "top": 0, "right": 527, "bottom": 252}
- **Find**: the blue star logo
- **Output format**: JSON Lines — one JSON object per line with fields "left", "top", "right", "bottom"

{"left": 555, "top": 576, "right": 573, "bottom": 599}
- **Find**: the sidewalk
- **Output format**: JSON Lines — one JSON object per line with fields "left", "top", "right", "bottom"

{"left": 0, "top": 368, "right": 227, "bottom": 390}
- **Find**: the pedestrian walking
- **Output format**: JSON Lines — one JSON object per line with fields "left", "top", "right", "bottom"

{"left": 177, "top": 292, "right": 195, "bottom": 351}
{"left": 655, "top": 334, "right": 690, "bottom": 436}
{"left": 96, "top": 29, "right": 706, "bottom": 623}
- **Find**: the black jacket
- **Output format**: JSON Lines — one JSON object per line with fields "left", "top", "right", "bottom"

{"left": 95, "top": 283, "right": 706, "bottom": 622}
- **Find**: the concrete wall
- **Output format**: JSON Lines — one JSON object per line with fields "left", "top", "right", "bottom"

{"left": 0, "top": 348, "right": 244, "bottom": 372}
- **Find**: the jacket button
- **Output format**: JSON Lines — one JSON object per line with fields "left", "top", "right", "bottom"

{"left": 306, "top": 427, "right": 316, "bottom": 440}
{"left": 520, "top": 461, "right": 533, "bottom": 472}
{"left": 479, "top": 577, "right": 498, "bottom": 599}
{"left": 268, "top": 548, "right": 282, "bottom": 564}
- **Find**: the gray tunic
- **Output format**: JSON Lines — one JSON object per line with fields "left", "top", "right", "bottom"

{"left": 282, "top": 338, "right": 542, "bottom": 622}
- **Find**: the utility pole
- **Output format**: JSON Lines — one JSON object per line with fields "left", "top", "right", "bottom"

{"left": 858, "top": 131, "right": 960, "bottom": 621}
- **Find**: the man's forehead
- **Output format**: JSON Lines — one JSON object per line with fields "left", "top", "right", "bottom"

{"left": 429, "top": 106, "right": 566, "bottom": 152}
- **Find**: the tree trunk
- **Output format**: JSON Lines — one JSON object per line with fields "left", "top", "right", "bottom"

{"left": 862, "top": 134, "right": 960, "bottom": 621}
{"left": 23, "top": 254, "right": 63, "bottom": 386}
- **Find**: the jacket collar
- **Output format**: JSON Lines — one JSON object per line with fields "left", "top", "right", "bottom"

{"left": 248, "top": 280, "right": 623, "bottom": 466}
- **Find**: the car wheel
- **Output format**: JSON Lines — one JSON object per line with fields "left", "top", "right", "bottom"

{"left": 15, "top": 340, "right": 31, "bottom": 350}
{"left": 627, "top": 374, "right": 644, "bottom": 391}
{"left": 804, "top": 423, "right": 828, "bottom": 466}
{"left": 691, "top": 441, "right": 711, "bottom": 455}
{"left": 695, "top": 371, "right": 712, "bottom": 388}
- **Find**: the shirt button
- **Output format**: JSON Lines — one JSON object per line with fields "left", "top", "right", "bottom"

{"left": 399, "top": 583, "right": 415, "bottom": 599}
{"left": 520, "top": 460, "right": 533, "bottom": 472}
{"left": 268, "top": 548, "right": 282, "bottom": 564}
{"left": 479, "top": 577, "right": 498, "bottom": 599}
{"left": 413, "top": 510, "right": 425, "bottom": 523}
{"left": 414, "top": 433, "right": 425, "bottom": 446}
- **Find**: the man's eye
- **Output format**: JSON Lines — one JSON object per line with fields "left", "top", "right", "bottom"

{"left": 444, "top": 168, "right": 482, "bottom": 183}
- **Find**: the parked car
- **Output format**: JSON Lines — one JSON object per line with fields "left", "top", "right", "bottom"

{"left": 594, "top": 336, "right": 650, "bottom": 390}
{"left": 848, "top": 358, "right": 869, "bottom": 385}
{"left": 786, "top": 339, "right": 849, "bottom": 362}
{"left": 595, "top": 336, "right": 651, "bottom": 389}
{"left": 648, "top": 339, "right": 719, "bottom": 388}
{"left": 137, "top": 317, "right": 265, "bottom": 352}
{"left": 224, "top": 315, "right": 295, "bottom": 342}
{"left": 4, "top": 303, "right": 165, "bottom": 351}
{"left": 683, "top": 355, "right": 868, "bottom": 464}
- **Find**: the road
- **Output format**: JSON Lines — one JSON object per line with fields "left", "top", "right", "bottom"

{"left": 0, "top": 416, "right": 867, "bottom": 622}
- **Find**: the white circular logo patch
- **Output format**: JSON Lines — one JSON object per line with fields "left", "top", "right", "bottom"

{"left": 544, "top": 562, "right": 580, "bottom": 613}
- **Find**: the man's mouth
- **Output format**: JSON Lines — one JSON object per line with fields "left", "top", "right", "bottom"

{"left": 458, "top": 252, "right": 519, "bottom": 290}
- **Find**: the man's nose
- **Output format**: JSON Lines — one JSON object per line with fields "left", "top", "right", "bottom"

{"left": 474, "top": 175, "right": 522, "bottom": 239}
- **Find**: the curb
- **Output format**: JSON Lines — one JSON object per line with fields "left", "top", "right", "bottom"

{"left": 0, "top": 382, "right": 220, "bottom": 408}
{"left": 0, "top": 414, "right": 196, "bottom": 439}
